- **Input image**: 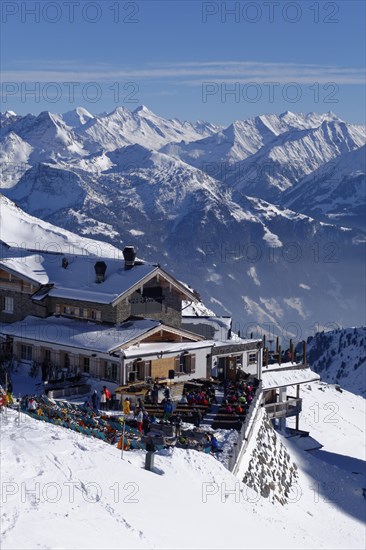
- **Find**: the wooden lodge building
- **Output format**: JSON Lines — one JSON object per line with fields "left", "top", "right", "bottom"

{"left": 0, "top": 245, "right": 263, "bottom": 386}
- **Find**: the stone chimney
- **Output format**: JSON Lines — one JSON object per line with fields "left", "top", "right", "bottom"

{"left": 123, "top": 246, "right": 136, "bottom": 270}
{"left": 94, "top": 261, "right": 107, "bottom": 283}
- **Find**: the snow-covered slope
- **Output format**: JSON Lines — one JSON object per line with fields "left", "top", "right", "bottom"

{"left": 0, "top": 110, "right": 21, "bottom": 130}
{"left": 0, "top": 193, "right": 120, "bottom": 257}
{"left": 304, "top": 327, "right": 366, "bottom": 396}
{"left": 1, "top": 377, "right": 365, "bottom": 549}
{"left": 0, "top": 132, "right": 33, "bottom": 188}
{"left": 282, "top": 145, "right": 366, "bottom": 228}
{"left": 0, "top": 111, "right": 87, "bottom": 162}
{"left": 227, "top": 120, "right": 366, "bottom": 201}
{"left": 161, "top": 116, "right": 278, "bottom": 175}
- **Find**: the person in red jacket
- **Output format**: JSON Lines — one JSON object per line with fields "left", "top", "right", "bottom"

{"left": 103, "top": 386, "right": 111, "bottom": 410}
{"left": 135, "top": 408, "right": 143, "bottom": 434}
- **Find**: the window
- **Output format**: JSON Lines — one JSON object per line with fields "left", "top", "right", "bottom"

{"left": 83, "top": 357, "right": 90, "bottom": 373}
{"left": 61, "top": 305, "right": 79, "bottom": 316}
{"left": 126, "top": 362, "right": 137, "bottom": 382}
{"left": 64, "top": 353, "right": 70, "bottom": 369}
{"left": 133, "top": 360, "right": 151, "bottom": 381}
{"left": 3, "top": 296, "right": 14, "bottom": 313}
{"left": 44, "top": 349, "right": 51, "bottom": 362}
{"left": 105, "top": 361, "right": 119, "bottom": 382}
{"left": 56, "top": 304, "right": 100, "bottom": 321}
{"left": 175, "top": 353, "right": 196, "bottom": 374}
{"left": 91, "top": 309, "right": 102, "bottom": 321}
{"left": 248, "top": 352, "right": 257, "bottom": 365}
{"left": 20, "top": 345, "right": 33, "bottom": 362}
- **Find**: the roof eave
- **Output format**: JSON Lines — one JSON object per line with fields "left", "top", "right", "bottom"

{"left": 108, "top": 322, "right": 204, "bottom": 353}
{"left": 0, "top": 263, "right": 44, "bottom": 287}
{"left": 111, "top": 266, "right": 200, "bottom": 306}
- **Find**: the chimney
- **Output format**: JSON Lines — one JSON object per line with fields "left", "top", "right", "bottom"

{"left": 123, "top": 246, "right": 136, "bottom": 270}
{"left": 94, "top": 261, "right": 107, "bottom": 283}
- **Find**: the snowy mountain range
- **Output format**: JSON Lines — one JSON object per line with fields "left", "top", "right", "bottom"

{"left": 1, "top": 106, "right": 365, "bottom": 336}
{"left": 304, "top": 327, "right": 366, "bottom": 397}
{"left": 282, "top": 145, "right": 366, "bottom": 228}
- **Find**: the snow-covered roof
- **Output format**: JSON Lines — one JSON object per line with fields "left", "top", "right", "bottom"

{"left": 0, "top": 255, "right": 49, "bottom": 285}
{"left": 0, "top": 315, "right": 161, "bottom": 354}
{"left": 0, "top": 248, "right": 199, "bottom": 304}
{"left": 123, "top": 340, "right": 214, "bottom": 359}
{"left": 213, "top": 338, "right": 262, "bottom": 348}
{"left": 181, "top": 316, "right": 232, "bottom": 340}
{"left": 261, "top": 365, "right": 320, "bottom": 389}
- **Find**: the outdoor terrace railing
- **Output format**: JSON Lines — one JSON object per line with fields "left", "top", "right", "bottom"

{"left": 263, "top": 397, "right": 302, "bottom": 419}
{"left": 227, "top": 380, "right": 263, "bottom": 473}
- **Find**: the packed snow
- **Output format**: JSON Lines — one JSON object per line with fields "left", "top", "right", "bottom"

{"left": 1, "top": 378, "right": 365, "bottom": 549}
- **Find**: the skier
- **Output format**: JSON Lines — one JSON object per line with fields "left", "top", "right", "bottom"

{"left": 91, "top": 390, "right": 99, "bottom": 410}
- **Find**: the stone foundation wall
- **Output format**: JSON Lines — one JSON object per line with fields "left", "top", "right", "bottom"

{"left": 242, "top": 415, "right": 298, "bottom": 505}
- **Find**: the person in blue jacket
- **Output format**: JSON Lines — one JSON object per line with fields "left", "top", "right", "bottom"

{"left": 163, "top": 399, "right": 173, "bottom": 422}
{"left": 211, "top": 435, "right": 222, "bottom": 454}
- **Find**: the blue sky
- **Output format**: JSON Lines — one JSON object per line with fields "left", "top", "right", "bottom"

{"left": 1, "top": 0, "right": 365, "bottom": 124}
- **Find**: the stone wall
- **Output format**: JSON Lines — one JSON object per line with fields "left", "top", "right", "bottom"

{"left": 115, "top": 298, "right": 132, "bottom": 324}
{"left": 47, "top": 296, "right": 118, "bottom": 323}
{"left": 127, "top": 281, "right": 182, "bottom": 328}
{"left": 140, "top": 288, "right": 181, "bottom": 328}
{"left": 242, "top": 415, "right": 298, "bottom": 505}
{"left": 0, "top": 290, "right": 47, "bottom": 323}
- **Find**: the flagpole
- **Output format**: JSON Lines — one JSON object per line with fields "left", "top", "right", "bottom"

{"left": 121, "top": 413, "right": 126, "bottom": 460}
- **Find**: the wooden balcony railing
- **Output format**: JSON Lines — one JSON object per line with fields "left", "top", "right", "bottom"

{"left": 263, "top": 397, "right": 302, "bottom": 419}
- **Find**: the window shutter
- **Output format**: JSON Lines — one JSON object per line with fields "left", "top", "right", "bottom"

{"left": 74, "top": 307, "right": 80, "bottom": 317}
{"left": 96, "top": 310, "right": 102, "bottom": 321}
{"left": 174, "top": 357, "right": 180, "bottom": 373}
{"left": 185, "top": 355, "right": 191, "bottom": 374}
{"left": 191, "top": 354, "right": 196, "bottom": 373}
{"left": 55, "top": 304, "right": 61, "bottom": 314}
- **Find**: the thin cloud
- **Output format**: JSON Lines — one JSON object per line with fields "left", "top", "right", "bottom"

{"left": 2, "top": 61, "right": 364, "bottom": 85}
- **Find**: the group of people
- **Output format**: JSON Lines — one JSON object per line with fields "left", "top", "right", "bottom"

{"left": 85, "top": 386, "right": 112, "bottom": 412}
{"left": 222, "top": 380, "right": 257, "bottom": 415}
{"left": 145, "top": 384, "right": 172, "bottom": 405}
{"left": 122, "top": 397, "right": 155, "bottom": 435}
{"left": 22, "top": 393, "right": 125, "bottom": 445}
{"left": 180, "top": 384, "right": 217, "bottom": 407}
{"left": 177, "top": 432, "right": 221, "bottom": 454}
{"left": 99, "top": 386, "right": 112, "bottom": 411}
{"left": 19, "top": 381, "right": 224, "bottom": 456}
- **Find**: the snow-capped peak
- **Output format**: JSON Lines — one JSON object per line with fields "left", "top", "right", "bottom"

{"left": 133, "top": 104, "right": 155, "bottom": 116}
{"left": 61, "top": 107, "right": 94, "bottom": 128}
{"left": 3, "top": 110, "right": 17, "bottom": 117}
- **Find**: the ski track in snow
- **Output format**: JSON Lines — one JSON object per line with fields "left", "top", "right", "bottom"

{"left": 1, "top": 378, "right": 365, "bottom": 549}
